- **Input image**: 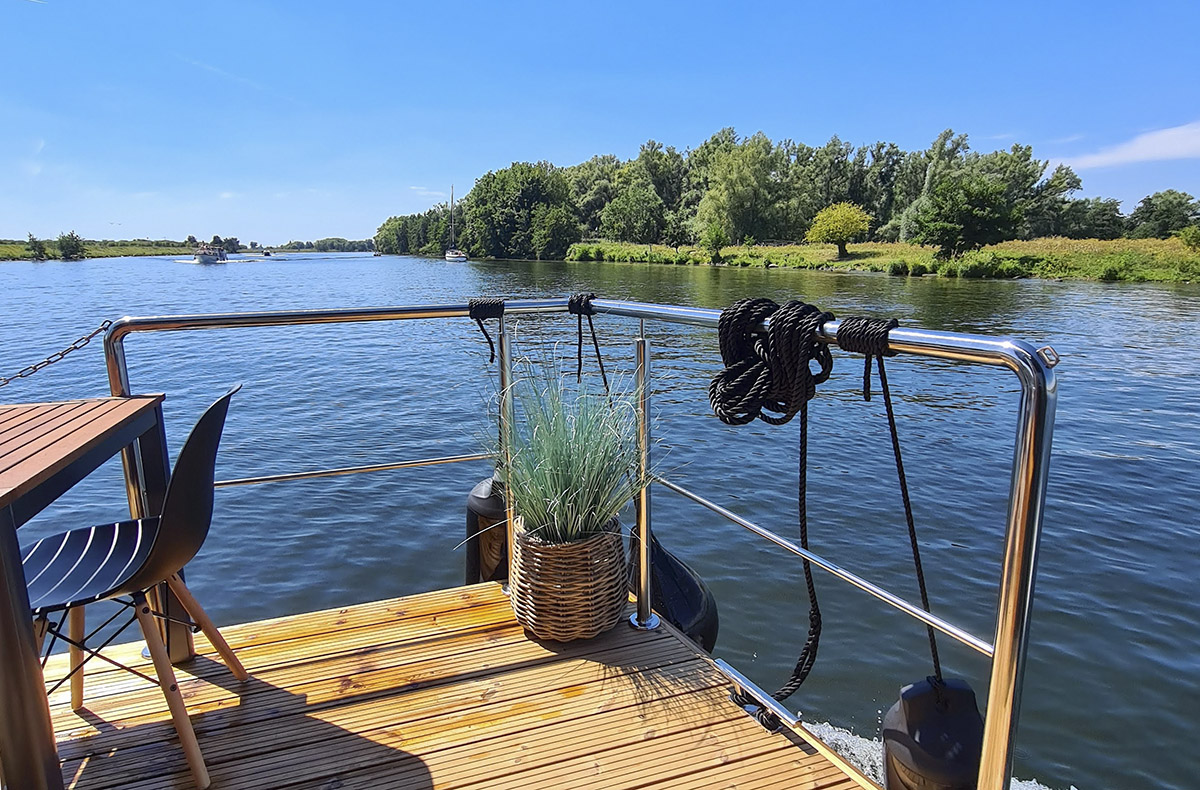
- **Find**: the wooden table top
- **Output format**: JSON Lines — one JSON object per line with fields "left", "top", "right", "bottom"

{"left": 0, "top": 395, "right": 164, "bottom": 511}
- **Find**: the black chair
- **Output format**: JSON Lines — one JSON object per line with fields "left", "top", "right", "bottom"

{"left": 22, "top": 386, "right": 246, "bottom": 790}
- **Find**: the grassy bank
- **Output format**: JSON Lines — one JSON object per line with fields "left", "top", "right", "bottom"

{"left": 0, "top": 241, "right": 191, "bottom": 261}
{"left": 566, "top": 238, "right": 1200, "bottom": 283}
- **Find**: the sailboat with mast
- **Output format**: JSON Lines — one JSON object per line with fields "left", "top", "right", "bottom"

{"left": 445, "top": 184, "right": 468, "bottom": 262}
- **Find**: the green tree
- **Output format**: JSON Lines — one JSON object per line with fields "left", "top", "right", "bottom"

{"left": 695, "top": 132, "right": 781, "bottom": 243}
{"left": 1127, "top": 190, "right": 1199, "bottom": 238}
{"left": 908, "top": 174, "right": 1020, "bottom": 258}
{"left": 1177, "top": 225, "right": 1200, "bottom": 252}
{"left": 636, "top": 140, "right": 686, "bottom": 211}
{"left": 186, "top": 234, "right": 198, "bottom": 245}
{"left": 564, "top": 154, "right": 620, "bottom": 235}
{"left": 463, "top": 161, "right": 574, "bottom": 259}
{"left": 531, "top": 203, "right": 581, "bottom": 259}
{"left": 806, "top": 203, "right": 872, "bottom": 258}
{"left": 699, "top": 221, "right": 728, "bottom": 263}
{"left": 600, "top": 180, "right": 664, "bottom": 244}
{"left": 1059, "top": 197, "right": 1126, "bottom": 240}
{"left": 211, "top": 235, "right": 223, "bottom": 246}
{"left": 57, "top": 230, "right": 86, "bottom": 261}
{"left": 249, "top": 240, "right": 259, "bottom": 249}
{"left": 662, "top": 209, "right": 693, "bottom": 251}
{"left": 26, "top": 233, "right": 47, "bottom": 261}
{"left": 221, "top": 236, "right": 240, "bottom": 253}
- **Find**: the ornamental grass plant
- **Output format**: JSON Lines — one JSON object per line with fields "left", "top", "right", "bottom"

{"left": 502, "top": 367, "right": 645, "bottom": 545}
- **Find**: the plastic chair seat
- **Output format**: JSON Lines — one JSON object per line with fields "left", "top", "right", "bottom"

{"left": 23, "top": 517, "right": 161, "bottom": 615}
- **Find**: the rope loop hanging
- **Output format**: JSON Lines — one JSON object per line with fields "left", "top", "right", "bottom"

{"left": 713, "top": 303, "right": 947, "bottom": 723}
{"left": 708, "top": 296, "right": 834, "bottom": 730}
{"left": 467, "top": 298, "right": 505, "bottom": 363}
{"left": 567, "top": 292, "right": 609, "bottom": 393}
{"left": 836, "top": 315, "right": 946, "bottom": 702}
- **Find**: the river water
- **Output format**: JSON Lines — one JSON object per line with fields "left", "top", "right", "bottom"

{"left": 2, "top": 253, "right": 1197, "bottom": 790}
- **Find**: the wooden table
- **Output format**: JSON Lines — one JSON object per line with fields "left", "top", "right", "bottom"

{"left": 0, "top": 395, "right": 170, "bottom": 790}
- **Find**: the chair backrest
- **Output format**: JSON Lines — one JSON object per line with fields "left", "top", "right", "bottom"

{"left": 125, "top": 385, "right": 240, "bottom": 591}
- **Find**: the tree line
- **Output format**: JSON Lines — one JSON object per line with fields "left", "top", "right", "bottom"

{"left": 374, "top": 128, "right": 1200, "bottom": 260}
{"left": 18, "top": 233, "right": 377, "bottom": 260}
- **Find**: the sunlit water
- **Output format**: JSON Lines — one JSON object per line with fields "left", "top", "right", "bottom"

{"left": 2, "top": 252, "right": 1197, "bottom": 790}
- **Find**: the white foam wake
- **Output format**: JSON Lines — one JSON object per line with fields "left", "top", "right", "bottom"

{"left": 803, "top": 722, "right": 1077, "bottom": 790}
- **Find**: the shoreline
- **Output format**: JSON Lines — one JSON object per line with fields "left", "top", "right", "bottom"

{"left": 565, "top": 239, "right": 1199, "bottom": 284}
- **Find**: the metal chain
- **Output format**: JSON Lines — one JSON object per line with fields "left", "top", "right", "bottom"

{"left": 0, "top": 320, "right": 113, "bottom": 388}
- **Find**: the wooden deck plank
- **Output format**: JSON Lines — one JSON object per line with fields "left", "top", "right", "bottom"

{"left": 52, "top": 613, "right": 676, "bottom": 730}
{"left": 48, "top": 583, "right": 512, "bottom": 688}
{"left": 53, "top": 582, "right": 875, "bottom": 790}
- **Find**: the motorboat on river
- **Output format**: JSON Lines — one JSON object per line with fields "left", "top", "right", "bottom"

{"left": 0, "top": 296, "right": 1058, "bottom": 790}
{"left": 192, "top": 245, "right": 228, "bottom": 264}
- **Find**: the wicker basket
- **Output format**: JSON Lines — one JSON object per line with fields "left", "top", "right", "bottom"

{"left": 509, "top": 522, "right": 627, "bottom": 642}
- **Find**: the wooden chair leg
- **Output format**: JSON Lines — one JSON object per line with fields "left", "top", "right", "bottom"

{"left": 134, "top": 592, "right": 211, "bottom": 790}
{"left": 69, "top": 606, "right": 85, "bottom": 709}
{"left": 166, "top": 573, "right": 248, "bottom": 681}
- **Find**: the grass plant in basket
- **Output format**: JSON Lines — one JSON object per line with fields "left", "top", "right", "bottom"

{"left": 502, "top": 369, "right": 646, "bottom": 641}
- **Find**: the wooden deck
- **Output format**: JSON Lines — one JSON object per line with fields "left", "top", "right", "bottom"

{"left": 46, "top": 583, "right": 874, "bottom": 790}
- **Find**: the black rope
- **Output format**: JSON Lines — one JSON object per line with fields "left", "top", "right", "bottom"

{"left": 836, "top": 316, "right": 945, "bottom": 698}
{"left": 709, "top": 297, "right": 833, "bottom": 730}
{"left": 468, "top": 298, "right": 505, "bottom": 363}
{"left": 709, "top": 298, "right": 833, "bottom": 426}
{"left": 567, "top": 292, "right": 610, "bottom": 394}
{"left": 835, "top": 315, "right": 897, "bottom": 401}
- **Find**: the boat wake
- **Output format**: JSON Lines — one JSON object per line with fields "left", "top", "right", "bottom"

{"left": 803, "top": 721, "right": 1075, "bottom": 790}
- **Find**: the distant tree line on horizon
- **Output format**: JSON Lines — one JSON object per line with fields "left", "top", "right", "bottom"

{"left": 276, "top": 237, "right": 375, "bottom": 252}
{"left": 374, "top": 128, "right": 1200, "bottom": 261}
{"left": 15, "top": 233, "right": 375, "bottom": 260}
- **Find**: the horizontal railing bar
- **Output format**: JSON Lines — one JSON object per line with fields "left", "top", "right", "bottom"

{"left": 107, "top": 297, "right": 1044, "bottom": 378}
{"left": 106, "top": 299, "right": 569, "bottom": 340}
{"left": 590, "top": 298, "right": 1038, "bottom": 372}
{"left": 713, "top": 658, "right": 802, "bottom": 727}
{"left": 655, "top": 476, "right": 995, "bottom": 658}
{"left": 214, "top": 452, "right": 494, "bottom": 488}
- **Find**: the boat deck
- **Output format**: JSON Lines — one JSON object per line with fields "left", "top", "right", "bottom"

{"left": 47, "top": 582, "right": 874, "bottom": 789}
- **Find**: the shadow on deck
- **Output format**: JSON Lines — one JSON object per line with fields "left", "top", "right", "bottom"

{"left": 47, "top": 583, "right": 873, "bottom": 789}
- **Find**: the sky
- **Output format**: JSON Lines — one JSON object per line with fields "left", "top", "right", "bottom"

{"left": 3, "top": 0, "right": 1198, "bottom": 244}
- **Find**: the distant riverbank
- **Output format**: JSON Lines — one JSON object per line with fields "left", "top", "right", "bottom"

{"left": 567, "top": 238, "right": 1200, "bottom": 283}
{"left": 0, "top": 241, "right": 190, "bottom": 261}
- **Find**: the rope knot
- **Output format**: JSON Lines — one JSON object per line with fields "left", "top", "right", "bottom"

{"left": 567, "top": 292, "right": 597, "bottom": 316}
{"left": 468, "top": 297, "right": 505, "bottom": 321}
{"left": 836, "top": 316, "right": 898, "bottom": 401}
{"left": 568, "top": 293, "right": 609, "bottom": 390}
{"left": 467, "top": 298, "right": 505, "bottom": 363}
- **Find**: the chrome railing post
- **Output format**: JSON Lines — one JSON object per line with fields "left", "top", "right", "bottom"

{"left": 104, "top": 332, "right": 146, "bottom": 517}
{"left": 104, "top": 327, "right": 196, "bottom": 663}
{"left": 497, "top": 319, "right": 515, "bottom": 588}
{"left": 630, "top": 329, "right": 659, "bottom": 631}
{"left": 977, "top": 346, "right": 1058, "bottom": 790}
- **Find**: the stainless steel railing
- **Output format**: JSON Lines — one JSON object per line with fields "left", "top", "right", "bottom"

{"left": 102, "top": 296, "right": 1057, "bottom": 790}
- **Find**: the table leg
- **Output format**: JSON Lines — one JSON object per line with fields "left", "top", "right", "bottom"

{"left": 131, "top": 405, "right": 196, "bottom": 665}
{"left": 0, "top": 505, "right": 65, "bottom": 790}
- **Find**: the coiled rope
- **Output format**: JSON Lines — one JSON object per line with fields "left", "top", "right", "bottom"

{"left": 467, "top": 298, "right": 505, "bottom": 363}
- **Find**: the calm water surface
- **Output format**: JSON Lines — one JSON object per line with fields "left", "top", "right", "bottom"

{"left": 2, "top": 253, "right": 1198, "bottom": 790}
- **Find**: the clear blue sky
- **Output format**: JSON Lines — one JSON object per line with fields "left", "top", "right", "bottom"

{"left": 3, "top": 0, "right": 1198, "bottom": 244}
